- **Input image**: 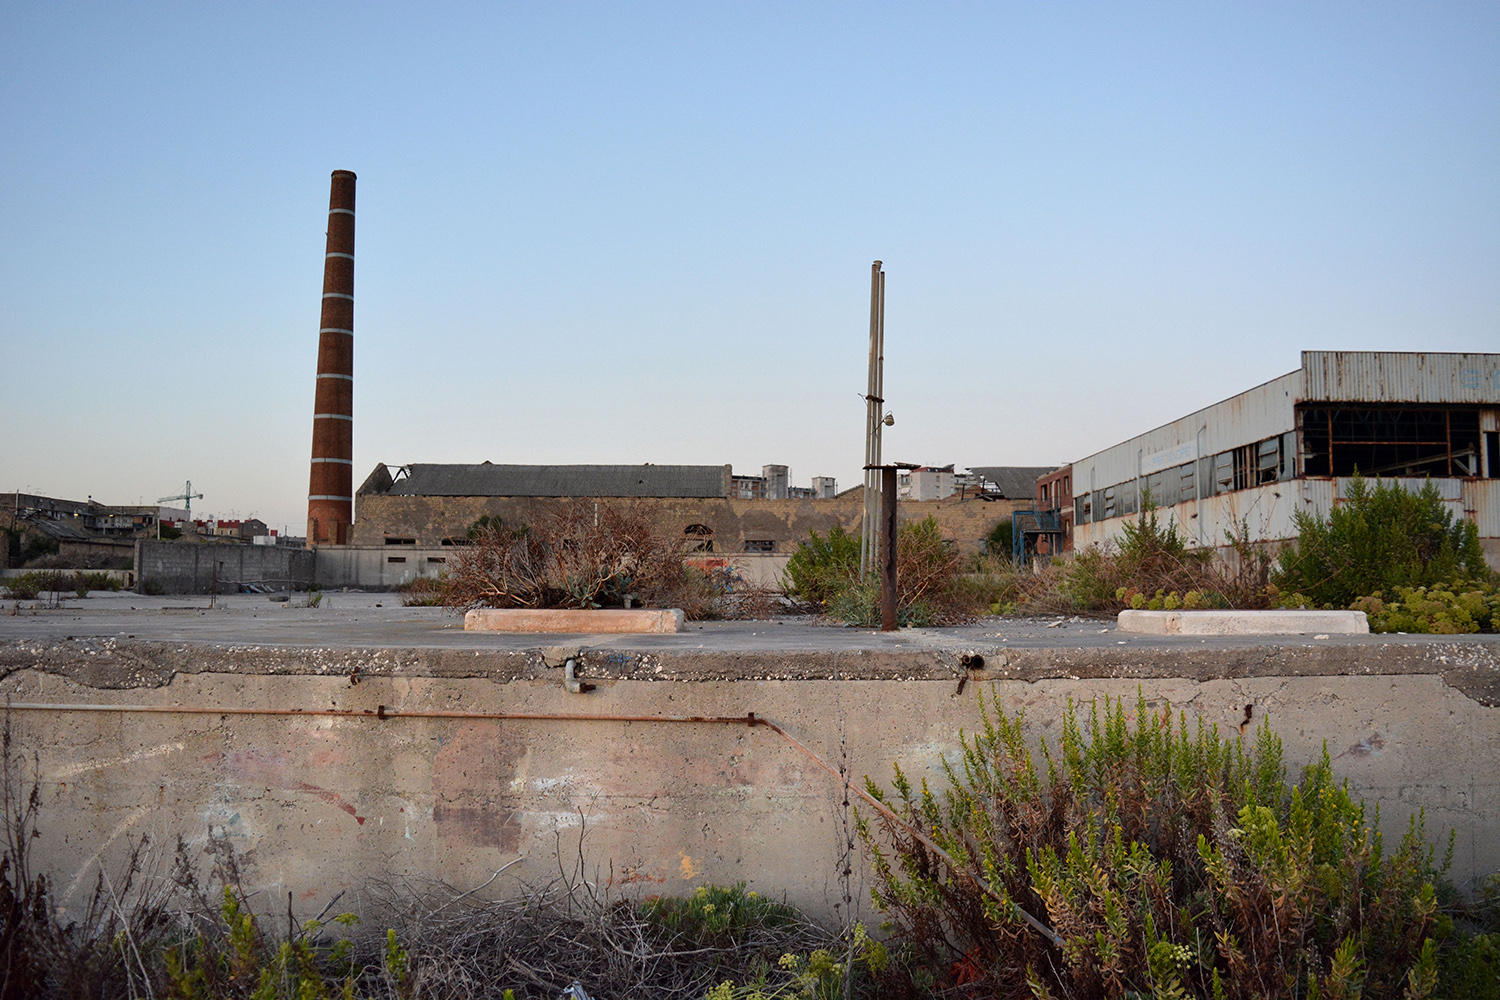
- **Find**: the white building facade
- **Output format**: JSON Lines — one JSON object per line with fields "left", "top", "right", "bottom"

{"left": 1071, "top": 352, "right": 1500, "bottom": 569}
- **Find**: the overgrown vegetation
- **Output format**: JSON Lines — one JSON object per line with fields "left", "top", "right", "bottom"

{"left": 1, "top": 569, "right": 123, "bottom": 600}
{"left": 782, "top": 524, "right": 860, "bottom": 608}
{"left": 990, "top": 500, "right": 1273, "bottom": 617}
{"left": 404, "top": 504, "right": 777, "bottom": 619}
{"left": 859, "top": 691, "right": 1496, "bottom": 999}
{"left": 1348, "top": 584, "right": 1500, "bottom": 634}
{"left": 1274, "top": 475, "right": 1491, "bottom": 609}
{"left": 783, "top": 517, "right": 974, "bottom": 626}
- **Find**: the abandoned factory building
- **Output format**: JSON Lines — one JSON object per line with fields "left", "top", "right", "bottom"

{"left": 1066, "top": 350, "right": 1500, "bottom": 569}
{"left": 318, "top": 461, "right": 1030, "bottom": 588}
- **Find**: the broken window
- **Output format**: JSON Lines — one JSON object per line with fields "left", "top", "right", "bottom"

{"left": 387, "top": 556, "right": 407, "bottom": 564}
{"left": 683, "top": 523, "right": 714, "bottom": 553}
{"left": 1177, "top": 462, "right": 1196, "bottom": 503}
{"left": 1144, "top": 472, "right": 1165, "bottom": 508}
{"left": 1299, "top": 406, "right": 1485, "bottom": 478}
{"left": 1213, "top": 452, "right": 1234, "bottom": 494}
{"left": 1256, "top": 437, "right": 1281, "bottom": 485}
{"left": 743, "top": 540, "right": 774, "bottom": 553}
{"left": 1076, "top": 493, "right": 1091, "bottom": 524}
{"left": 384, "top": 536, "right": 416, "bottom": 545}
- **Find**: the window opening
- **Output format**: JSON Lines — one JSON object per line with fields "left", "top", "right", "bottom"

{"left": 1299, "top": 405, "right": 1482, "bottom": 478}
{"left": 743, "top": 540, "right": 774, "bottom": 553}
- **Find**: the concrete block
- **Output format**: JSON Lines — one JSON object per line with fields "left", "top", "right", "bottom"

{"left": 464, "top": 608, "right": 686, "bottom": 634}
{"left": 1117, "top": 609, "right": 1369, "bottom": 635}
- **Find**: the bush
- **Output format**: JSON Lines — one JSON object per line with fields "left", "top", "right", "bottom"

{"left": 996, "top": 500, "right": 1269, "bottom": 616}
{"left": 441, "top": 502, "right": 766, "bottom": 619}
{"left": 1, "top": 575, "right": 40, "bottom": 600}
{"left": 985, "top": 518, "right": 1014, "bottom": 561}
{"left": 859, "top": 691, "right": 1477, "bottom": 999}
{"left": 783, "top": 524, "right": 860, "bottom": 608}
{"left": 806, "top": 517, "right": 967, "bottom": 626}
{"left": 1275, "top": 475, "right": 1491, "bottom": 608}
{"left": 1350, "top": 583, "right": 1500, "bottom": 634}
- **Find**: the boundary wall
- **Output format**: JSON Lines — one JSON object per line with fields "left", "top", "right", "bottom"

{"left": 134, "top": 540, "right": 315, "bottom": 594}
{"left": 3, "top": 640, "right": 1497, "bottom": 925}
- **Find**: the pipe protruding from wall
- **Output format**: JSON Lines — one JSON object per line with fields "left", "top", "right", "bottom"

{"left": 307, "top": 169, "right": 357, "bottom": 546}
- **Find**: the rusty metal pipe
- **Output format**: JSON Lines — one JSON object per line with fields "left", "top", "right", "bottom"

{"left": 2, "top": 699, "right": 1063, "bottom": 948}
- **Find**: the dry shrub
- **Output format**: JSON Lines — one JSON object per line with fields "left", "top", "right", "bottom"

{"left": 444, "top": 502, "right": 681, "bottom": 610}
{"left": 439, "top": 503, "right": 781, "bottom": 619}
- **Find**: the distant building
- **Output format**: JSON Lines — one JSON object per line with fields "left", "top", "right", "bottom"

{"left": 1035, "top": 465, "right": 1074, "bottom": 553}
{"left": 965, "top": 467, "right": 1061, "bottom": 501}
{"left": 761, "top": 465, "right": 790, "bottom": 500}
{"left": 1070, "top": 351, "right": 1500, "bottom": 568}
{"left": 898, "top": 466, "right": 956, "bottom": 501}
{"left": 350, "top": 461, "right": 1032, "bottom": 559}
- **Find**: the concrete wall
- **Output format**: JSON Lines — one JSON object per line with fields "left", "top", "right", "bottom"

{"left": 4, "top": 663, "right": 1496, "bottom": 925}
{"left": 57, "top": 538, "right": 137, "bottom": 568}
{"left": 135, "top": 540, "right": 316, "bottom": 594}
{"left": 350, "top": 492, "right": 1027, "bottom": 555}
{"left": 314, "top": 546, "right": 454, "bottom": 589}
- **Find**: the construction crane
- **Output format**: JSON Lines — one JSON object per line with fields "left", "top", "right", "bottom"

{"left": 157, "top": 481, "right": 204, "bottom": 538}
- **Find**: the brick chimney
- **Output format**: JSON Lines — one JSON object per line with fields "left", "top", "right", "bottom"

{"left": 306, "top": 170, "right": 356, "bottom": 546}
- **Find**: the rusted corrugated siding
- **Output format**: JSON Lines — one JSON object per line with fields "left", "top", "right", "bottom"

{"left": 1301, "top": 351, "right": 1500, "bottom": 404}
{"left": 1465, "top": 479, "right": 1500, "bottom": 540}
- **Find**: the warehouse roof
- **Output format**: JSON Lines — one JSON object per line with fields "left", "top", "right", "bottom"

{"left": 967, "top": 466, "right": 1059, "bottom": 500}
{"left": 365, "top": 463, "right": 728, "bottom": 498}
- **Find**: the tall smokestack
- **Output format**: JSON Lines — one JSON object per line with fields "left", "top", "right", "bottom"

{"left": 306, "top": 169, "right": 356, "bottom": 546}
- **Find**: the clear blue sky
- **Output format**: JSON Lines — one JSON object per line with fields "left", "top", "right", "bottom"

{"left": 3, "top": 3, "right": 1496, "bottom": 533}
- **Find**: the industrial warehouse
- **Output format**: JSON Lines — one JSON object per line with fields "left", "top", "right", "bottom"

{"left": 1047, "top": 351, "right": 1500, "bottom": 569}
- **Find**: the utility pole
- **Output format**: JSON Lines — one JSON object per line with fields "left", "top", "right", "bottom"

{"left": 860, "top": 261, "right": 887, "bottom": 578}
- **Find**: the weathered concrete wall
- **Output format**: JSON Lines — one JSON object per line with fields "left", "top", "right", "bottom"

{"left": 314, "top": 546, "right": 454, "bottom": 589}
{"left": 3, "top": 647, "right": 1497, "bottom": 925}
{"left": 135, "top": 540, "right": 316, "bottom": 594}
{"left": 350, "top": 493, "right": 1026, "bottom": 555}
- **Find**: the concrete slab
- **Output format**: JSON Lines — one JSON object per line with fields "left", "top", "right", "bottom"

{"left": 465, "top": 608, "right": 686, "bottom": 634}
{"left": 1118, "top": 609, "right": 1369, "bottom": 635}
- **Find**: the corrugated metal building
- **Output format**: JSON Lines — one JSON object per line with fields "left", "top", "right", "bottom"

{"left": 1071, "top": 351, "right": 1500, "bottom": 568}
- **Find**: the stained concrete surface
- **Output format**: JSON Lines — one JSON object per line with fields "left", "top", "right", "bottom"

{"left": 1, "top": 598, "right": 1498, "bottom": 925}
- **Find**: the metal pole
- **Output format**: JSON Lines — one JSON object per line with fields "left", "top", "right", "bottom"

{"left": 880, "top": 465, "right": 898, "bottom": 631}
{"left": 861, "top": 262, "right": 885, "bottom": 578}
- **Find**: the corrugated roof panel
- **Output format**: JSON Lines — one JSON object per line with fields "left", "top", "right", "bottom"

{"left": 967, "top": 467, "right": 1060, "bottom": 499}
{"left": 1301, "top": 351, "right": 1500, "bottom": 404}
{"left": 388, "top": 464, "right": 727, "bottom": 498}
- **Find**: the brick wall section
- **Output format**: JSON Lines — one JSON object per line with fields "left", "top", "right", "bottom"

{"left": 350, "top": 491, "right": 1028, "bottom": 554}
